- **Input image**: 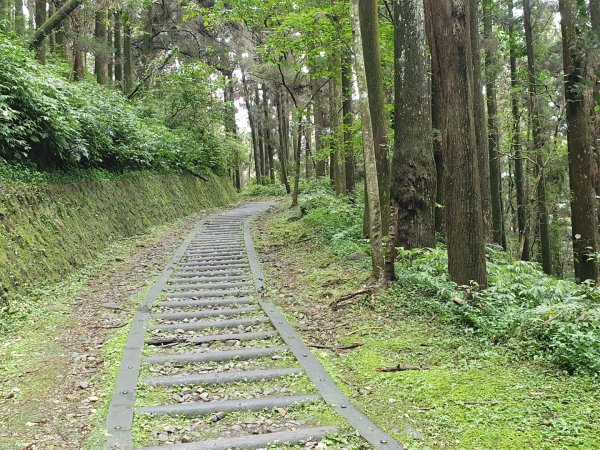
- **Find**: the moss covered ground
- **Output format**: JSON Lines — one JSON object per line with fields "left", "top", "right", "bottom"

{"left": 255, "top": 202, "right": 600, "bottom": 450}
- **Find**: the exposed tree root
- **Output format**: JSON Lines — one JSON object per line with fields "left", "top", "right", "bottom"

{"left": 330, "top": 288, "right": 373, "bottom": 310}
{"left": 375, "top": 364, "right": 430, "bottom": 372}
{"left": 309, "top": 342, "right": 364, "bottom": 350}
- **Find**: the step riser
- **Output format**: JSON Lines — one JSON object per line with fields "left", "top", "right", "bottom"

{"left": 137, "top": 394, "right": 319, "bottom": 417}
{"left": 144, "top": 367, "right": 301, "bottom": 387}
{"left": 144, "top": 346, "right": 285, "bottom": 365}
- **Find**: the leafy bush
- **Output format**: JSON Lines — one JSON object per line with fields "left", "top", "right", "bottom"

{"left": 293, "top": 186, "right": 600, "bottom": 374}
{"left": 242, "top": 183, "right": 288, "bottom": 197}
{"left": 298, "top": 180, "right": 367, "bottom": 255}
{"left": 0, "top": 31, "right": 233, "bottom": 174}
{"left": 390, "top": 246, "right": 600, "bottom": 374}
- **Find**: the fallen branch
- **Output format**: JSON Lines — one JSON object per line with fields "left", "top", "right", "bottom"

{"left": 330, "top": 288, "right": 373, "bottom": 311}
{"left": 344, "top": 326, "right": 383, "bottom": 337}
{"left": 375, "top": 364, "right": 430, "bottom": 372}
{"left": 90, "top": 323, "right": 127, "bottom": 330}
{"left": 309, "top": 342, "right": 364, "bottom": 350}
{"left": 187, "top": 170, "right": 209, "bottom": 181}
{"left": 146, "top": 337, "right": 192, "bottom": 347}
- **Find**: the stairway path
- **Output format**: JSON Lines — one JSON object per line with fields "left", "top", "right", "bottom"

{"left": 105, "top": 202, "right": 403, "bottom": 450}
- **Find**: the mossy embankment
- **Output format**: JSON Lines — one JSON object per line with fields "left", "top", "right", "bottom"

{"left": 0, "top": 173, "right": 237, "bottom": 316}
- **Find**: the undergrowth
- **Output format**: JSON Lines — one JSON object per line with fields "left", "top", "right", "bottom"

{"left": 0, "top": 30, "right": 233, "bottom": 175}
{"left": 296, "top": 183, "right": 600, "bottom": 375}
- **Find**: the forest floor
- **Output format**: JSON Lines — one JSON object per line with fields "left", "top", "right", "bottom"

{"left": 1, "top": 198, "right": 599, "bottom": 450}
{"left": 0, "top": 206, "right": 229, "bottom": 450}
{"left": 254, "top": 201, "right": 600, "bottom": 450}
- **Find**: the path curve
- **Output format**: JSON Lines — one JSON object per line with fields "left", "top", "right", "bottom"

{"left": 105, "top": 202, "right": 403, "bottom": 450}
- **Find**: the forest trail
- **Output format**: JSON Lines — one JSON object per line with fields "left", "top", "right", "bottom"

{"left": 105, "top": 202, "right": 400, "bottom": 450}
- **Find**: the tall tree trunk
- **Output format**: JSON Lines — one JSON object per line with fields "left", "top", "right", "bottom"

{"left": 142, "top": 3, "right": 153, "bottom": 65}
{"left": 47, "top": 0, "right": 55, "bottom": 50}
{"left": 352, "top": 0, "right": 384, "bottom": 280}
{"left": 559, "top": 0, "right": 599, "bottom": 281}
{"left": 95, "top": 10, "right": 109, "bottom": 85}
{"left": 107, "top": 15, "right": 113, "bottom": 82}
{"left": 431, "top": 74, "right": 445, "bottom": 235}
{"left": 291, "top": 118, "right": 303, "bottom": 207}
{"left": 224, "top": 74, "right": 241, "bottom": 192}
{"left": 114, "top": 10, "right": 122, "bottom": 88}
{"left": 588, "top": 1, "right": 600, "bottom": 229}
{"left": 523, "top": 0, "right": 552, "bottom": 274}
{"left": 29, "top": 0, "right": 81, "bottom": 50}
{"left": 123, "top": 16, "right": 133, "bottom": 93}
{"left": 255, "top": 87, "right": 268, "bottom": 184}
{"left": 262, "top": 87, "right": 276, "bottom": 184}
{"left": 470, "top": 0, "right": 492, "bottom": 240}
{"left": 276, "top": 87, "right": 291, "bottom": 193}
{"left": 508, "top": 0, "right": 529, "bottom": 260}
{"left": 243, "top": 78, "right": 262, "bottom": 185}
{"left": 342, "top": 49, "right": 355, "bottom": 193}
{"left": 27, "top": 0, "right": 33, "bottom": 29}
{"left": 14, "top": 0, "right": 24, "bottom": 33}
{"left": 312, "top": 77, "right": 328, "bottom": 177}
{"left": 34, "top": 0, "right": 46, "bottom": 62}
{"left": 386, "top": 0, "right": 437, "bottom": 281}
{"left": 72, "top": 8, "right": 83, "bottom": 80}
{"left": 424, "top": 0, "right": 488, "bottom": 288}
{"left": 483, "top": 0, "right": 505, "bottom": 248}
{"left": 330, "top": 57, "right": 346, "bottom": 196}
{"left": 358, "top": 0, "right": 390, "bottom": 233}
{"left": 305, "top": 122, "right": 313, "bottom": 178}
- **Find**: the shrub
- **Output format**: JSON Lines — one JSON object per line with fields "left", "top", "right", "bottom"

{"left": 0, "top": 31, "right": 233, "bottom": 175}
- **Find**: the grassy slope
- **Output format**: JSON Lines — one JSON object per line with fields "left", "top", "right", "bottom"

{"left": 255, "top": 202, "right": 600, "bottom": 450}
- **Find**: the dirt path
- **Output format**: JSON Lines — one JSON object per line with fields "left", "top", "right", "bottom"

{"left": 102, "top": 202, "right": 397, "bottom": 450}
{"left": 0, "top": 210, "right": 225, "bottom": 449}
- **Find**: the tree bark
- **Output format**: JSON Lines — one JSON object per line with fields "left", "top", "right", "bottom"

{"left": 559, "top": 0, "right": 599, "bottom": 282}
{"left": 142, "top": 3, "right": 153, "bottom": 64}
{"left": 431, "top": 74, "right": 445, "bottom": 235}
{"left": 507, "top": 0, "right": 529, "bottom": 260}
{"left": 276, "top": 86, "right": 291, "bottom": 193}
{"left": 14, "top": 0, "right": 24, "bottom": 33}
{"left": 47, "top": 0, "right": 55, "bottom": 50}
{"left": 483, "top": 0, "right": 505, "bottom": 248}
{"left": 424, "top": 0, "right": 488, "bottom": 288}
{"left": 352, "top": 0, "right": 384, "bottom": 280}
{"left": 34, "top": 0, "right": 46, "bottom": 62}
{"left": 523, "top": 0, "right": 552, "bottom": 274}
{"left": 291, "top": 118, "right": 303, "bottom": 207}
{"left": 107, "top": 15, "right": 113, "bottom": 82}
{"left": 242, "top": 77, "right": 262, "bottom": 185}
{"left": 262, "top": 87, "right": 276, "bottom": 184}
{"left": 330, "top": 56, "right": 346, "bottom": 196}
{"left": 342, "top": 49, "right": 355, "bottom": 193}
{"left": 469, "top": 0, "right": 492, "bottom": 240}
{"left": 312, "top": 77, "right": 328, "bottom": 177}
{"left": 95, "top": 10, "right": 109, "bottom": 85}
{"left": 359, "top": 0, "right": 390, "bottom": 233}
{"left": 123, "top": 16, "right": 133, "bottom": 93}
{"left": 386, "top": 0, "right": 437, "bottom": 281}
{"left": 255, "top": 86, "right": 268, "bottom": 184}
{"left": 114, "top": 10, "right": 122, "bottom": 87}
{"left": 29, "top": 0, "right": 80, "bottom": 50}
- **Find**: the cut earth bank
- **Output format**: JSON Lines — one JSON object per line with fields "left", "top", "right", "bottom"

{"left": 0, "top": 173, "right": 236, "bottom": 449}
